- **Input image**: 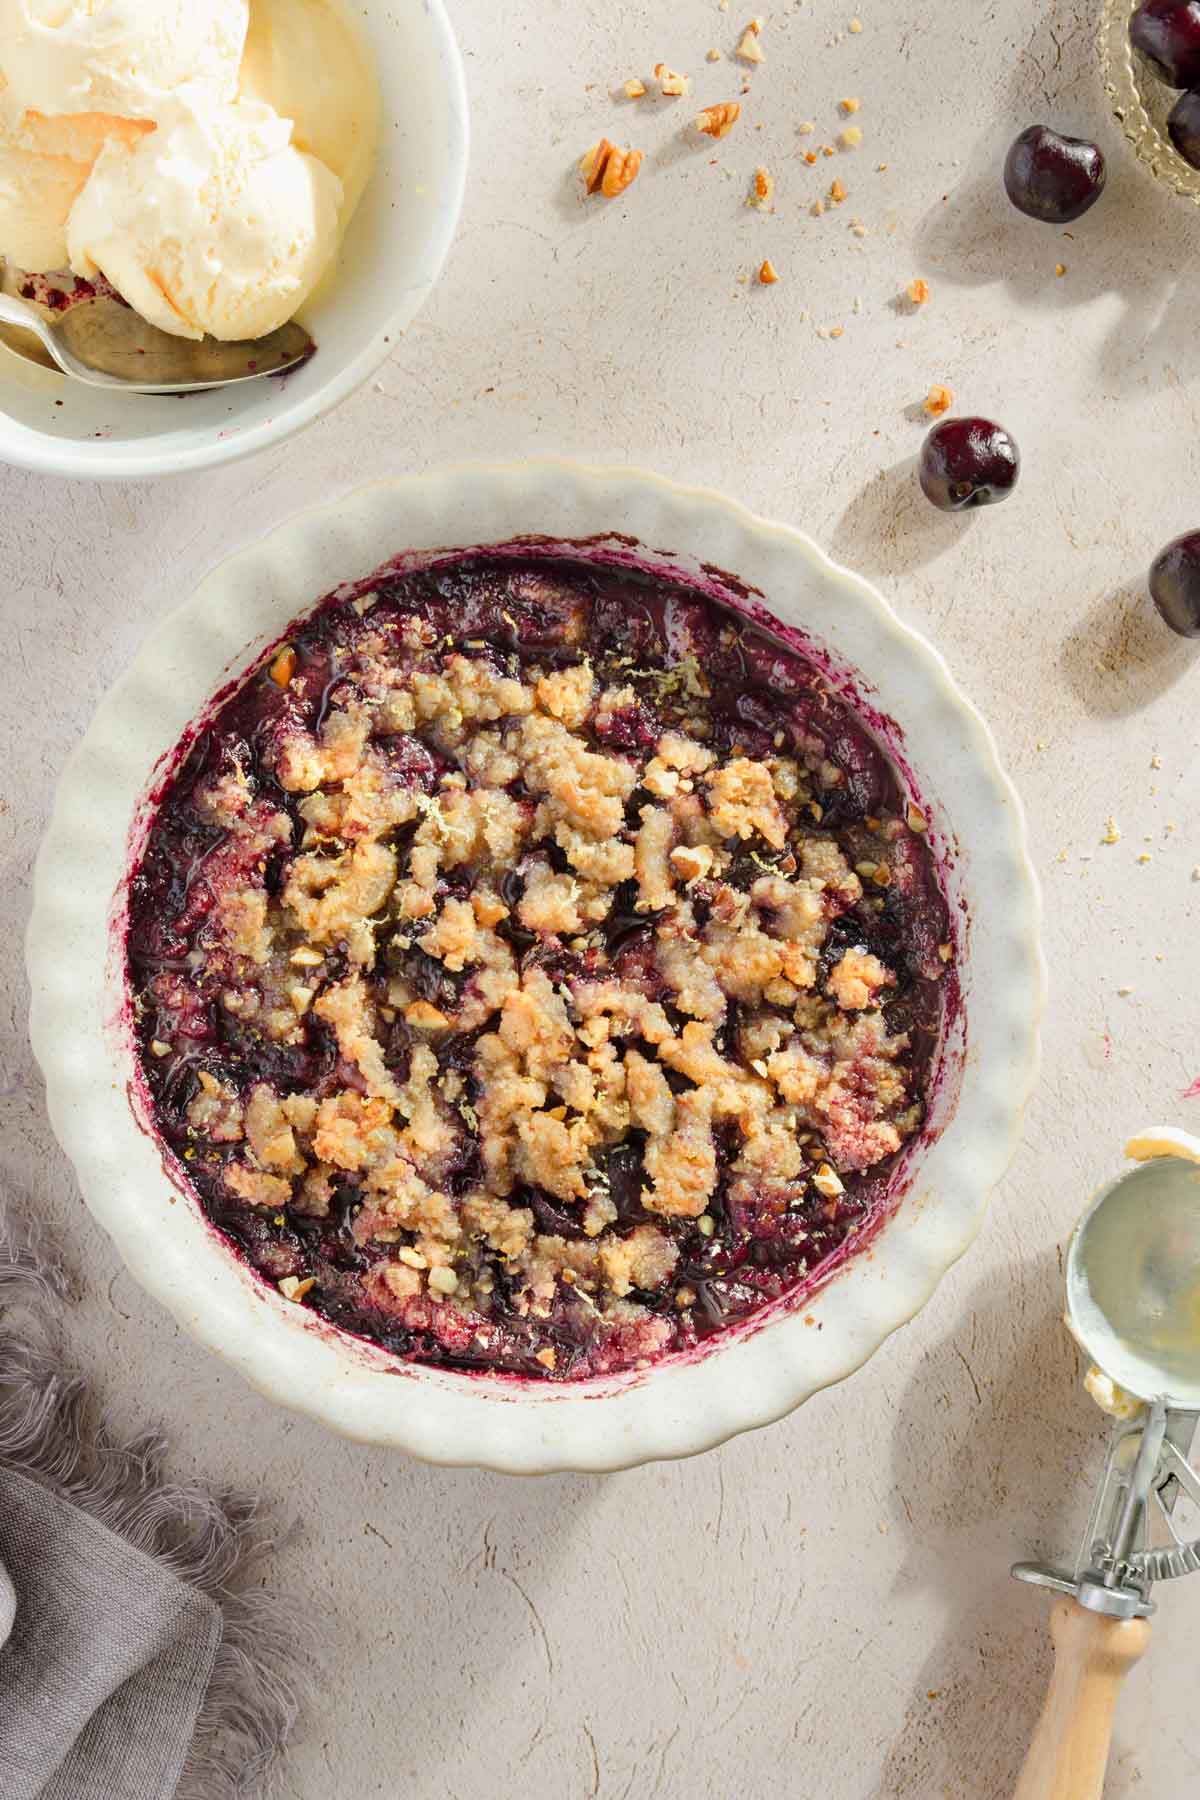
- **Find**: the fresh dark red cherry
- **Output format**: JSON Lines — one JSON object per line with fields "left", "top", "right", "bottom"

{"left": 1003, "top": 126, "right": 1106, "bottom": 222}
{"left": 1168, "top": 87, "right": 1200, "bottom": 164}
{"left": 1130, "top": 0, "right": 1200, "bottom": 86}
{"left": 919, "top": 418, "right": 1020, "bottom": 513}
{"left": 1149, "top": 531, "right": 1200, "bottom": 636}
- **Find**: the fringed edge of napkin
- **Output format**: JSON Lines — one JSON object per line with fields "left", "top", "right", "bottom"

{"left": 0, "top": 1211, "right": 311, "bottom": 1799}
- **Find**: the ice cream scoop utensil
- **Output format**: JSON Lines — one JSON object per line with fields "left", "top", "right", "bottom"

{"left": 1011, "top": 1130, "right": 1200, "bottom": 1798}
{"left": 0, "top": 288, "right": 313, "bottom": 392}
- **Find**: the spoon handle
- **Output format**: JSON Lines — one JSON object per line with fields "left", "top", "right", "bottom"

{"left": 1013, "top": 1598, "right": 1150, "bottom": 1800}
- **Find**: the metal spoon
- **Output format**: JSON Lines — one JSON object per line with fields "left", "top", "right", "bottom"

{"left": 0, "top": 285, "right": 313, "bottom": 393}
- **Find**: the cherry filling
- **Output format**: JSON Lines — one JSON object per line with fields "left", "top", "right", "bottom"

{"left": 127, "top": 554, "right": 953, "bottom": 1381}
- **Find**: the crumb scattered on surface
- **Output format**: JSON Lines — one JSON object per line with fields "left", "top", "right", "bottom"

{"left": 623, "top": 77, "right": 647, "bottom": 99}
{"left": 798, "top": 120, "right": 815, "bottom": 135}
{"left": 750, "top": 164, "right": 775, "bottom": 209}
{"left": 655, "top": 62, "right": 690, "bottom": 96}
{"left": 707, "top": 47, "right": 722, "bottom": 61}
{"left": 907, "top": 277, "right": 930, "bottom": 305}
{"left": 849, "top": 16, "right": 863, "bottom": 30}
{"left": 1055, "top": 262, "right": 1067, "bottom": 277}
{"left": 737, "top": 19, "right": 765, "bottom": 62}
{"left": 758, "top": 257, "right": 779, "bottom": 284}
{"left": 1102, "top": 818, "right": 1121, "bottom": 845}
{"left": 924, "top": 383, "right": 953, "bottom": 417}
{"left": 1118, "top": 985, "right": 1135, "bottom": 997}
{"left": 840, "top": 97, "right": 861, "bottom": 114}
{"left": 839, "top": 126, "right": 863, "bottom": 149}
{"left": 830, "top": 178, "right": 847, "bottom": 203}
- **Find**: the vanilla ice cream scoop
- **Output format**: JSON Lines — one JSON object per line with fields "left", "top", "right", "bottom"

{"left": 0, "top": 0, "right": 248, "bottom": 121}
{"left": 68, "top": 99, "right": 343, "bottom": 341}
{"left": 0, "top": 134, "right": 86, "bottom": 268}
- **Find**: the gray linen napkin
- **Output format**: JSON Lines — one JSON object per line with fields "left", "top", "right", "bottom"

{"left": 0, "top": 1216, "right": 304, "bottom": 1799}
{"left": 0, "top": 1465, "right": 221, "bottom": 1800}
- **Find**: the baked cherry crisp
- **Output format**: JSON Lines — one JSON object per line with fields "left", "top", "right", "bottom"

{"left": 128, "top": 554, "right": 953, "bottom": 1381}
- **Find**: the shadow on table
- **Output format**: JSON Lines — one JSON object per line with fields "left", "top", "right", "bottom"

{"left": 909, "top": 0, "right": 1198, "bottom": 394}
{"left": 827, "top": 457, "right": 977, "bottom": 581}
{"left": 1060, "top": 579, "right": 1196, "bottom": 719}
{"left": 872, "top": 1250, "right": 1147, "bottom": 1799}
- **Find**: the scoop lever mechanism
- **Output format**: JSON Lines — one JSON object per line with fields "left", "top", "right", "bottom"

{"left": 1013, "top": 1399, "right": 1200, "bottom": 1620}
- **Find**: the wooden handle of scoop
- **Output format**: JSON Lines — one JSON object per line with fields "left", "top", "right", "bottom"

{"left": 1014, "top": 1597, "right": 1150, "bottom": 1800}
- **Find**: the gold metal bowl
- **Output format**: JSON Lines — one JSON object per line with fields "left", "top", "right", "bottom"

{"left": 1101, "top": 0, "right": 1200, "bottom": 199}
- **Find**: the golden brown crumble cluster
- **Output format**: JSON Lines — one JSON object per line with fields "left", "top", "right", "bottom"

{"left": 163, "top": 619, "right": 924, "bottom": 1353}
{"left": 197, "top": 669, "right": 895, "bottom": 1303}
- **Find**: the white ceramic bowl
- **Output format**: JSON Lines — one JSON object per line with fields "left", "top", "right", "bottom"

{"left": 0, "top": 1, "right": 468, "bottom": 481}
{"left": 27, "top": 463, "right": 1043, "bottom": 1472}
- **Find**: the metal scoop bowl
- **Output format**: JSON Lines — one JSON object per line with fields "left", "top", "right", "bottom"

{"left": 1068, "top": 1129, "right": 1200, "bottom": 1414}
{"left": 1012, "top": 1129, "right": 1200, "bottom": 1800}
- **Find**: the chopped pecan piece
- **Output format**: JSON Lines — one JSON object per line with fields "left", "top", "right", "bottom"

{"left": 581, "top": 139, "right": 644, "bottom": 198}
{"left": 269, "top": 646, "right": 297, "bottom": 688}
{"left": 696, "top": 101, "right": 741, "bottom": 138}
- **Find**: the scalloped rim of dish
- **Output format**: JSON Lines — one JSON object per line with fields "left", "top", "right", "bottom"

{"left": 1100, "top": 0, "right": 1200, "bottom": 200}
{"left": 27, "top": 462, "right": 1044, "bottom": 1473}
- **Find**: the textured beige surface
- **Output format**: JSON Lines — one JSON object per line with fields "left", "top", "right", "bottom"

{"left": 2, "top": 1, "right": 1200, "bottom": 1794}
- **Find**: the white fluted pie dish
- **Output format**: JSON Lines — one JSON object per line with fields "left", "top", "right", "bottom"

{"left": 27, "top": 462, "right": 1042, "bottom": 1472}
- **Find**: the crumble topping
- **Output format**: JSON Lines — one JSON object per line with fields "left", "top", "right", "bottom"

{"left": 130, "top": 555, "right": 951, "bottom": 1381}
